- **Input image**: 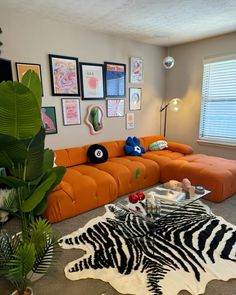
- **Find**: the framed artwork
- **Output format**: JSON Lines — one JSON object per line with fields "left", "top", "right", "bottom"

{"left": 49, "top": 54, "right": 79, "bottom": 96}
{"left": 61, "top": 98, "right": 81, "bottom": 126}
{"left": 104, "top": 62, "right": 126, "bottom": 97}
{"left": 16, "top": 62, "right": 43, "bottom": 95}
{"left": 80, "top": 63, "right": 105, "bottom": 100}
{"left": 107, "top": 99, "right": 125, "bottom": 117}
{"left": 85, "top": 105, "right": 104, "bottom": 135}
{"left": 130, "top": 57, "right": 144, "bottom": 84}
{"left": 0, "top": 58, "right": 13, "bottom": 83}
{"left": 41, "top": 107, "right": 57, "bottom": 134}
{"left": 126, "top": 112, "right": 135, "bottom": 129}
{"left": 129, "top": 87, "right": 142, "bottom": 110}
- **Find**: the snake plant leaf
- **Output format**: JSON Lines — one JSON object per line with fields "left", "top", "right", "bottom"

{"left": 20, "top": 171, "right": 58, "bottom": 212}
{"left": 0, "top": 80, "right": 41, "bottom": 139}
{"left": 21, "top": 70, "right": 42, "bottom": 109}
{"left": 23, "top": 127, "right": 45, "bottom": 181}
{"left": 0, "top": 134, "right": 27, "bottom": 168}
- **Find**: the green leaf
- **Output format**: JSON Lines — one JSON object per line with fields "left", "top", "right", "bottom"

{"left": 20, "top": 172, "right": 57, "bottom": 212}
{"left": 32, "top": 197, "right": 48, "bottom": 216}
{"left": 0, "top": 176, "right": 26, "bottom": 188}
{"left": 48, "top": 166, "right": 66, "bottom": 191}
{"left": 7, "top": 243, "right": 36, "bottom": 280}
{"left": 0, "top": 134, "right": 27, "bottom": 168}
{"left": 23, "top": 128, "right": 45, "bottom": 181}
{"left": 42, "top": 148, "right": 54, "bottom": 173}
{"left": 21, "top": 70, "right": 42, "bottom": 109}
{"left": 0, "top": 80, "right": 41, "bottom": 139}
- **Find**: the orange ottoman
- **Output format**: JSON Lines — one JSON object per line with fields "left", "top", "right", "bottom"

{"left": 160, "top": 154, "right": 236, "bottom": 202}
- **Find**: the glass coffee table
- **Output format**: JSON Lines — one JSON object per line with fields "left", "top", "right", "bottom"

{"left": 115, "top": 184, "right": 211, "bottom": 238}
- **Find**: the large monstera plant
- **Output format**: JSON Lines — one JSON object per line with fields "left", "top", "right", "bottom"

{"left": 0, "top": 71, "right": 65, "bottom": 295}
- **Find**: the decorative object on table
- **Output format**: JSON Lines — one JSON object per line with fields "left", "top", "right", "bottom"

{"left": 160, "top": 98, "right": 182, "bottom": 136}
{"left": 49, "top": 54, "right": 80, "bottom": 96}
{"left": 130, "top": 57, "right": 144, "bottom": 83}
{"left": 60, "top": 202, "right": 236, "bottom": 295}
{"left": 0, "top": 58, "right": 13, "bottom": 82}
{"left": 61, "top": 98, "right": 81, "bottom": 126}
{"left": 87, "top": 144, "right": 108, "bottom": 164}
{"left": 163, "top": 47, "right": 175, "bottom": 69}
{"left": 80, "top": 62, "right": 105, "bottom": 100}
{"left": 107, "top": 99, "right": 125, "bottom": 117}
{"left": 0, "top": 70, "right": 65, "bottom": 295}
{"left": 85, "top": 104, "right": 104, "bottom": 135}
{"left": 147, "top": 187, "right": 185, "bottom": 202}
{"left": 124, "top": 136, "right": 146, "bottom": 156}
{"left": 149, "top": 140, "right": 168, "bottom": 151}
{"left": 41, "top": 106, "right": 57, "bottom": 134}
{"left": 126, "top": 112, "right": 135, "bottom": 129}
{"left": 195, "top": 185, "right": 205, "bottom": 194}
{"left": 128, "top": 192, "right": 146, "bottom": 216}
{"left": 16, "top": 62, "right": 43, "bottom": 96}
{"left": 104, "top": 62, "right": 126, "bottom": 97}
{"left": 129, "top": 87, "right": 142, "bottom": 110}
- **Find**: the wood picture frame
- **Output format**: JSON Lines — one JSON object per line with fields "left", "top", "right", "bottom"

{"left": 49, "top": 54, "right": 80, "bottom": 96}
{"left": 80, "top": 62, "right": 105, "bottom": 100}
{"left": 41, "top": 106, "right": 57, "bottom": 134}
{"left": 61, "top": 98, "right": 81, "bottom": 126}
{"left": 104, "top": 62, "right": 126, "bottom": 98}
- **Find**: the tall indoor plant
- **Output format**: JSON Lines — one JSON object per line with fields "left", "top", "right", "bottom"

{"left": 0, "top": 70, "right": 65, "bottom": 294}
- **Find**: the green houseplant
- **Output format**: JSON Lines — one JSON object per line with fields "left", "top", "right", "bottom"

{"left": 0, "top": 71, "right": 66, "bottom": 294}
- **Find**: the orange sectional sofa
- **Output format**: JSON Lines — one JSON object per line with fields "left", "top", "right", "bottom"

{"left": 44, "top": 135, "right": 236, "bottom": 223}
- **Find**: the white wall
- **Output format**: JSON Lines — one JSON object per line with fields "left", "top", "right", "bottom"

{"left": 0, "top": 8, "right": 166, "bottom": 149}
{"left": 165, "top": 32, "right": 236, "bottom": 160}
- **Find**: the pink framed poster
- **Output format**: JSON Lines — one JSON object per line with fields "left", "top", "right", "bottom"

{"left": 61, "top": 98, "right": 81, "bottom": 126}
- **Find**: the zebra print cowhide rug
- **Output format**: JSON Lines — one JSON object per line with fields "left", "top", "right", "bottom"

{"left": 59, "top": 201, "right": 236, "bottom": 295}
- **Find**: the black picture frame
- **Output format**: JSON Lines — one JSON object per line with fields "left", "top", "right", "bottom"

{"left": 41, "top": 106, "right": 58, "bottom": 135}
{"left": 104, "top": 62, "right": 126, "bottom": 98}
{"left": 61, "top": 98, "right": 81, "bottom": 126}
{"left": 0, "top": 58, "right": 13, "bottom": 83}
{"left": 49, "top": 54, "right": 80, "bottom": 96}
{"left": 80, "top": 62, "right": 105, "bottom": 100}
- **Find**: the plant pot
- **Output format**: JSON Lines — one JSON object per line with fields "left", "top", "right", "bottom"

{"left": 11, "top": 287, "right": 33, "bottom": 295}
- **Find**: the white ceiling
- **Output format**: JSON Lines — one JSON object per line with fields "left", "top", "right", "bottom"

{"left": 1, "top": 0, "right": 236, "bottom": 46}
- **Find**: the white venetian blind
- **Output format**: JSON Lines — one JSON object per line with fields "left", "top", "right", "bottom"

{"left": 199, "top": 57, "right": 236, "bottom": 144}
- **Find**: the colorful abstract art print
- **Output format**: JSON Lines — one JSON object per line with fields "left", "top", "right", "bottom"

{"left": 41, "top": 107, "right": 57, "bottom": 134}
{"left": 129, "top": 87, "right": 142, "bottom": 110}
{"left": 104, "top": 62, "right": 126, "bottom": 97}
{"left": 61, "top": 98, "right": 81, "bottom": 126}
{"left": 49, "top": 54, "right": 79, "bottom": 96}
{"left": 130, "top": 57, "right": 144, "bottom": 84}
{"left": 16, "top": 62, "right": 43, "bottom": 95}
{"left": 80, "top": 63, "right": 105, "bottom": 100}
{"left": 126, "top": 112, "right": 135, "bottom": 129}
{"left": 107, "top": 99, "right": 125, "bottom": 117}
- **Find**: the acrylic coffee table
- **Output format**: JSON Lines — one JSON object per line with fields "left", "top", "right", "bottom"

{"left": 115, "top": 185, "right": 211, "bottom": 238}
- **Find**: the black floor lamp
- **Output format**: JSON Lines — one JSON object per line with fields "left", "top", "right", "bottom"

{"left": 160, "top": 98, "right": 182, "bottom": 137}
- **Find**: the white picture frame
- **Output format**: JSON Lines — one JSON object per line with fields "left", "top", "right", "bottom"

{"left": 126, "top": 112, "right": 135, "bottom": 129}
{"left": 130, "top": 57, "right": 144, "bottom": 84}
{"left": 129, "top": 87, "right": 142, "bottom": 110}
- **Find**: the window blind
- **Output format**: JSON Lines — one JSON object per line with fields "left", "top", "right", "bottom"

{"left": 199, "top": 57, "right": 236, "bottom": 145}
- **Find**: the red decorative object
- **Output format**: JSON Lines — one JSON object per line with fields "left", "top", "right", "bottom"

{"left": 129, "top": 193, "right": 139, "bottom": 203}
{"left": 136, "top": 191, "right": 145, "bottom": 201}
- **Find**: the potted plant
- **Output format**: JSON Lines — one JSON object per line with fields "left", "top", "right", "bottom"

{"left": 0, "top": 71, "right": 66, "bottom": 294}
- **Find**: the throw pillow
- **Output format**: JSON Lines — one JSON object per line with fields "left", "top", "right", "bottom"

{"left": 87, "top": 144, "right": 108, "bottom": 164}
{"left": 124, "top": 136, "right": 146, "bottom": 156}
{"left": 149, "top": 140, "right": 168, "bottom": 151}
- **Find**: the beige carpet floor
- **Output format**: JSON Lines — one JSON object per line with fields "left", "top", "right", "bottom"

{"left": 1, "top": 194, "right": 236, "bottom": 295}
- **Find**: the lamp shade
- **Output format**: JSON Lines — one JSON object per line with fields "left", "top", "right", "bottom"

{"left": 168, "top": 98, "right": 182, "bottom": 112}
